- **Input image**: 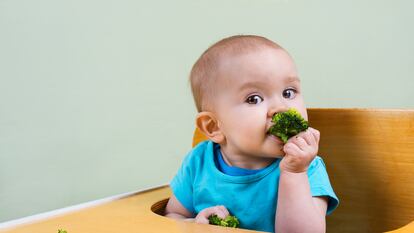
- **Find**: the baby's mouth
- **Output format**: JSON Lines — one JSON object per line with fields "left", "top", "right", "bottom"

{"left": 265, "top": 122, "right": 274, "bottom": 134}
{"left": 267, "top": 133, "right": 284, "bottom": 144}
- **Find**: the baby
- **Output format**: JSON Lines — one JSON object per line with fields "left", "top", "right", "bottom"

{"left": 165, "top": 35, "right": 339, "bottom": 233}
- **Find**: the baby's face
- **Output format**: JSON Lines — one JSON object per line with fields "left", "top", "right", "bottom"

{"left": 212, "top": 48, "right": 307, "bottom": 159}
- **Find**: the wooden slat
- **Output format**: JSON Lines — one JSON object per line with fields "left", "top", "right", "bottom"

{"left": 308, "top": 109, "right": 414, "bottom": 233}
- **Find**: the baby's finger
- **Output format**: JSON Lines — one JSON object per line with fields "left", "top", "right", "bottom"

{"left": 217, "top": 205, "right": 230, "bottom": 217}
{"left": 204, "top": 207, "right": 219, "bottom": 217}
{"left": 215, "top": 207, "right": 228, "bottom": 219}
{"left": 309, "top": 128, "right": 320, "bottom": 144}
{"left": 302, "top": 130, "right": 316, "bottom": 146}
{"left": 195, "top": 216, "right": 209, "bottom": 224}
{"left": 293, "top": 136, "right": 308, "bottom": 151}
{"left": 283, "top": 141, "right": 302, "bottom": 156}
{"left": 194, "top": 211, "right": 210, "bottom": 224}
{"left": 203, "top": 205, "right": 227, "bottom": 219}
{"left": 195, "top": 207, "right": 218, "bottom": 224}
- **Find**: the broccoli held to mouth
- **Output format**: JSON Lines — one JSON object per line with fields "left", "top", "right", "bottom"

{"left": 208, "top": 214, "right": 240, "bottom": 228}
{"left": 268, "top": 108, "right": 309, "bottom": 143}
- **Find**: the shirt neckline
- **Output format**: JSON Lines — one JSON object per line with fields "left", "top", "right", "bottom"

{"left": 208, "top": 141, "right": 281, "bottom": 183}
{"left": 215, "top": 144, "right": 269, "bottom": 176}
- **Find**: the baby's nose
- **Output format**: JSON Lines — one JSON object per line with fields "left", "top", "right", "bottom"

{"left": 268, "top": 103, "right": 290, "bottom": 117}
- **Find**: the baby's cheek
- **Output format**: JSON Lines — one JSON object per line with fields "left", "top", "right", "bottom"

{"left": 300, "top": 109, "right": 308, "bottom": 121}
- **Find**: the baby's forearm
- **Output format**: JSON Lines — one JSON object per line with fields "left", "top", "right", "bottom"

{"left": 164, "top": 212, "right": 195, "bottom": 222}
{"left": 276, "top": 171, "right": 325, "bottom": 233}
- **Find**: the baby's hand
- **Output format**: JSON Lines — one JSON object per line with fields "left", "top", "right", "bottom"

{"left": 194, "top": 205, "right": 229, "bottom": 224}
{"left": 280, "top": 127, "right": 320, "bottom": 173}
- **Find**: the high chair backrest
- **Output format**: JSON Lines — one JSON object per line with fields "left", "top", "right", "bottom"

{"left": 192, "top": 108, "right": 414, "bottom": 233}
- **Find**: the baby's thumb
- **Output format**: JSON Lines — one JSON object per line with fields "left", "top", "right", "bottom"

{"left": 194, "top": 216, "right": 209, "bottom": 224}
{"left": 195, "top": 209, "right": 214, "bottom": 224}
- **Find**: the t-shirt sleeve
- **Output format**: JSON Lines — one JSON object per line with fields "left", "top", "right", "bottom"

{"left": 308, "top": 156, "right": 340, "bottom": 215}
{"left": 170, "top": 152, "right": 196, "bottom": 214}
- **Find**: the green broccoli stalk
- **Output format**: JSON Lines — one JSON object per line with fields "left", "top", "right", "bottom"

{"left": 58, "top": 230, "right": 67, "bottom": 233}
{"left": 208, "top": 214, "right": 240, "bottom": 228}
{"left": 268, "top": 108, "right": 309, "bottom": 143}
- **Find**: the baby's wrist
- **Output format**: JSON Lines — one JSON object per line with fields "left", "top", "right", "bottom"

{"left": 279, "top": 162, "right": 309, "bottom": 174}
{"left": 279, "top": 168, "right": 309, "bottom": 184}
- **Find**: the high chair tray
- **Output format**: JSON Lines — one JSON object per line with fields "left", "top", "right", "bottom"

{"left": 0, "top": 185, "right": 258, "bottom": 233}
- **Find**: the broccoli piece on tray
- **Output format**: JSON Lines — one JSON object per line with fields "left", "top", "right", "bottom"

{"left": 268, "top": 108, "right": 309, "bottom": 143}
{"left": 208, "top": 214, "right": 240, "bottom": 228}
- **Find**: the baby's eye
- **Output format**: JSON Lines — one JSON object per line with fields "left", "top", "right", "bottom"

{"left": 282, "top": 88, "right": 297, "bottom": 99}
{"left": 246, "top": 95, "right": 264, "bottom": 104}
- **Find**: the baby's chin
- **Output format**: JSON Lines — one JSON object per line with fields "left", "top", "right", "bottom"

{"left": 265, "top": 134, "right": 286, "bottom": 157}
{"left": 266, "top": 146, "right": 285, "bottom": 159}
{"left": 270, "top": 151, "right": 285, "bottom": 159}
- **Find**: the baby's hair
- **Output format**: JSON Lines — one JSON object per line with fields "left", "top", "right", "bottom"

{"left": 190, "top": 35, "right": 283, "bottom": 112}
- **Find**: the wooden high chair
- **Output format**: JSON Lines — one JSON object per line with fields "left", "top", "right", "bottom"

{"left": 1, "top": 109, "right": 413, "bottom": 233}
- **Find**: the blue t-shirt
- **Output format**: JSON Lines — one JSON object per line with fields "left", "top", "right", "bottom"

{"left": 170, "top": 140, "right": 339, "bottom": 232}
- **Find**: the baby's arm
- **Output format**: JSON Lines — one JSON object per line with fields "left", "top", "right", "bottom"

{"left": 164, "top": 194, "right": 194, "bottom": 220}
{"left": 276, "top": 128, "right": 328, "bottom": 233}
{"left": 165, "top": 194, "right": 230, "bottom": 224}
{"left": 276, "top": 171, "right": 328, "bottom": 233}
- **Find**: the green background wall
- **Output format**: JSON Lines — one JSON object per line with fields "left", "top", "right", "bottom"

{"left": 1, "top": 0, "right": 413, "bottom": 222}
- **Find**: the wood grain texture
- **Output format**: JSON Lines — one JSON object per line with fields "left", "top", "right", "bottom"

{"left": 309, "top": 109, "right": 414, "bottom": 233}
{"left": 2, "top": 109, "right": 413, "bottom": 233}
{"left": 0, "top": 186, "right": 257, "bottom": 233}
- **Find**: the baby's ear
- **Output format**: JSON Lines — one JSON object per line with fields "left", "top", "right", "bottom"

{"left": 196, "top": 112, "right": 225, "bottom": 144}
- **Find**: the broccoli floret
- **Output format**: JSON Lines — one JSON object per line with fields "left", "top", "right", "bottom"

{"left": 268, "top": 108, "right": 309, "bottom": 143}
{"left": 58, "top": 230, "right": 67, "bottom": 233}
{"left": 208, "top": 214, "right": 240, "bottom": 228}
